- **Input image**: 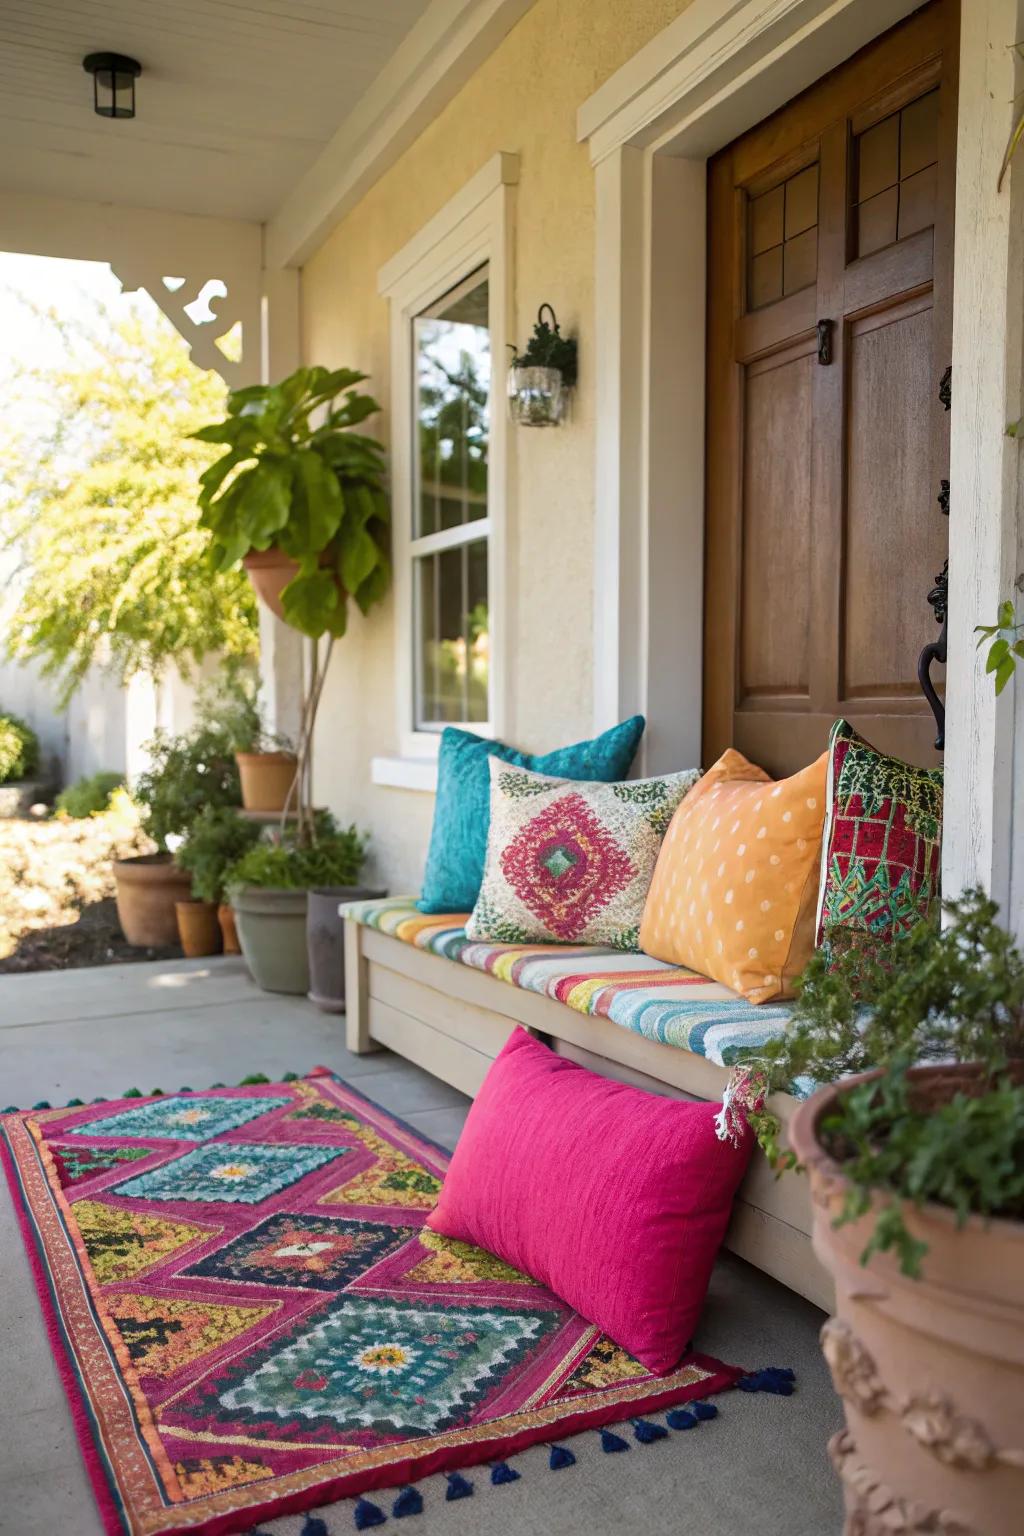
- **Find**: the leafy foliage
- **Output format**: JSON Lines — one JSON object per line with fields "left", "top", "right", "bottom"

{"left": 55, "top": 771, "right": 124, "bottom": 819}
{"left": 740, "top": 889, "right": 1024, "bottom": 1275}
{"left": 509, "top": 307, "right": 578, "bottom": 384}
{"left": 0, "top": 711, "right": 40, "bottom": 783}
{"left": 0, "top": 291, "right": 258, "bottom": 701}
{"left": 225, "top": 817, "right": 367, "bottom": 894}
{"left": 176, "top": 806, "right": 262, "bottom": 904}
{"left": 132, "top": 676, "right": 256, "bottom": 849}
{"left": 975, "top": 597, "right": 1024, "bottom": 694}
{"left": 193, "top": 366, "right": 391, "bottom": 639}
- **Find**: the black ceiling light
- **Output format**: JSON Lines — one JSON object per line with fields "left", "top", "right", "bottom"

{"left": 83, "top": 53, "right": 142, "bottom": 119}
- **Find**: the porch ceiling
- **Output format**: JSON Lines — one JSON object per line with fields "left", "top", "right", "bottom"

{"left": 0, "top": 0, "right": 429, "bottom": 222}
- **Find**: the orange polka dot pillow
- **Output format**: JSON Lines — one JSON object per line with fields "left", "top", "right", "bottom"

{"left": 638, "top": 749, "right": 828, "bottom": 1003}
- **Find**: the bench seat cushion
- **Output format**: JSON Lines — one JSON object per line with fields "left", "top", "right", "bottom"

{"left": 347, "top": 898, "right": 793, "bottom": 1071}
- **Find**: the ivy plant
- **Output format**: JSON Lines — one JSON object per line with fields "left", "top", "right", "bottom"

{"left": 509, "top": 307, "right": 578, "bottom": 385}
{"left": 192, "top": 366, "right": 390, "bottom": 639}
{"left": 738, "top": 889, "right": 1024, "bottom": 1276}
{"left": 976, "top": 596, "right": 1024, "bottom": 694}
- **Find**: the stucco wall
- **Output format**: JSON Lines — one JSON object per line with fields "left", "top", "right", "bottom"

{"left": 301, "top": 0, "right": 694, "bottom": 893}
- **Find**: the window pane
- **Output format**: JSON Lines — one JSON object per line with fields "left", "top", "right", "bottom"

{"left": 414, "top": 269, "right": 490, "bottom": 537}
{"left": 415, "top": 538, "right": 489, "bottom": 727}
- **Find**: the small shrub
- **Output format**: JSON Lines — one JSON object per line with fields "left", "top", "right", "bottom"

{"left": 0, "top": 712, "right": 40, "bottom": 784}
{"left": 226, "top": 820, "right": 367, "bottom": 894}
{"left": 56, "top": 771, "right": 125, "bottom": 819}
{"left": 176, "top": 807, "right": 263, "bottom": 904}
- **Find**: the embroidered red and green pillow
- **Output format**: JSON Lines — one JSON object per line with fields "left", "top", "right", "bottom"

{"left": 467, "top": 760, "right": 700, "bottom": 950}
{"left": 815, "top": 719, "right": 943, "bottom": 965}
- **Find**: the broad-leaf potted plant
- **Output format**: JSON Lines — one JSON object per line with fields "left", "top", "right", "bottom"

{"left": 175, "top": 806, "right": 263, "bottom": 956}
{"left": 735, "top": 891, "right": 1024, "bottom": 1536}
{"left": 225, "top": 817, "right": 369, "bottom": 996}
{"left": 192, "top": 365, "right": 391, "bottom": 845}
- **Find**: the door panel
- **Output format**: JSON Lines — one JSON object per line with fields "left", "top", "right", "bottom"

{"left": 703, "top": 0, "right": 957, "bottom": 774}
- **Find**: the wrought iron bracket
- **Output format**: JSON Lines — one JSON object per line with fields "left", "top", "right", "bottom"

{"left": 916, "top": 364, "right": 951, "bottom": 751}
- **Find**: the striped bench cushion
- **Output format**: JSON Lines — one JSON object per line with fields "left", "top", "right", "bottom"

{"left": 346, "top": 898, "right": 793, "bottom": 1072}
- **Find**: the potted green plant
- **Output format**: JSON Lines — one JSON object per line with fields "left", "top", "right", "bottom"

{"left": 507, "top": 304, "right": 578, "bottom": 427}
{"left": 175, "top": 805, "right": 263, "bottom": 956}
{"left": 214, "top": 678, "right": 298, "bottom": 816}
{"left": 225, "top": 817, "right": 368, "bottom": 995}
{"left": 115, "top": 681, "right": 247, "bottom": 946}
{"left": 192, "top": 365, "right": 391, "bottom": 844}
{"left": 735, "top": 891, "right": 1024, "bottom": 1536}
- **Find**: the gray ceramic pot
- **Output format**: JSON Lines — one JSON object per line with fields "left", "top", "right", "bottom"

{"left": 307, "top": 886, "right": 387, "bottom": 1013}
{"left": 232, "top": 886, "right": 310, "bottom": 995}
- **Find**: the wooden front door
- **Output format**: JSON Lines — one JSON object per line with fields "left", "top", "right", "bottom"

{"left": 703, "top": 0, "right": 957, "bottom": 775}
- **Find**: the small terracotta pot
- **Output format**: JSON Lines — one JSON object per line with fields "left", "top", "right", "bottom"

{"left": 235, "top": 750, "right": 299, "bottom": 812}
{"left": 242, "top": 548, "right": 341, "bottom": 624}
{"left": 218, "top": 903, "right": 241, "bottom": 955}
{"left": 175, "top": 900, "right": 222, "bottom": 958}
{"left": 113, "top": 854, "right": 192, "bottom": 947}
{"left": 790, "top": 1065, "right": 1024, "bottom": 1536}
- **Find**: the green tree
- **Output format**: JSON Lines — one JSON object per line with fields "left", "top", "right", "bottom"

{"left": 0, "top": 290, "right": 257, "bottom": 701}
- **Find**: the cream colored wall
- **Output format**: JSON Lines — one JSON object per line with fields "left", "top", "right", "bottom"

{"left": 302, "top": 0, "right": 695, "bottom": 893}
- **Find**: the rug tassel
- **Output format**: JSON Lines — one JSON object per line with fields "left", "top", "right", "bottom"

{"left": 122, "top": 1088, "right": 142, "bottom": 1098}
{"left": 353, "top": 1497, "right": 386, "bottom": 1529}
{"left": 303, "top": 1516, "right": 331, "bottom": 1536}
{"left": 32, "top": 1100, "right": 51, "bottom": 1110}
{"left": 633, "top": 1419, "right": 668, "bottom": 1444}
{"left": 737, "top": 1366, "right": 796, "bottom": 1396}
{"left": 692, "top": 1401, "right": 718, "bottom": 1421}
{"left": 445, "top": 1472, "right": 473, "bottom": 1501}
{"left": 600, "top": 1428, "right": 629, "bottom": 1453}
{"left": 239, "top": 1073, "right": 271, "bottom": 1085}
{"left": 392, "top": 1486, "right": 423, "bottom": 1518}
{"left": 549, "top": 1444, "right": 576, "bottom": 1469}
{"left": 491, "top": 1462, "right": 520, "bottom": 1485}
{"left": 666, "top": 1408, "right": 697, "bottom": 1430}
{"left": 65, "top": 1098, "right": 84, "bottom": 1107}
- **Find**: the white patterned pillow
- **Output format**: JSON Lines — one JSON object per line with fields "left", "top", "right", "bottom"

{"left": 466, "top": 760, "right": 701, "bottom": 950}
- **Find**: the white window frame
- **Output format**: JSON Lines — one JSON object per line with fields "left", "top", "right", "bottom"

{"left": 377, "top": 153, "right": 517, "bottom": 775}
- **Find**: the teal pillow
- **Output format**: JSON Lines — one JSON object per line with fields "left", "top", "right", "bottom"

{"left": 417, "top": 717, "right": 646, "bottom": 915}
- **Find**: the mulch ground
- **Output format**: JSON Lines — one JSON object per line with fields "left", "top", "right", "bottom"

{"left": 0, "top": 801, "right": 183, "bottom": 973}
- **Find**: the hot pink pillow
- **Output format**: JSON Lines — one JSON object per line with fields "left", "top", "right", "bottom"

{"left": 426, "top": 1028, "right": 752, "bottom": 1374}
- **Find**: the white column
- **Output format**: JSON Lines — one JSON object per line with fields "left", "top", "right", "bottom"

{"left": 944, "top": 0, "right": 1024, "bottom": 922}
{"left": 257, "top": 265, "right": 305, "bottom": 746}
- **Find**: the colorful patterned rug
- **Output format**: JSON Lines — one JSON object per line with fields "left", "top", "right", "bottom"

{"left": 1, "top": 1070, "right": 747, "bottom": 1536}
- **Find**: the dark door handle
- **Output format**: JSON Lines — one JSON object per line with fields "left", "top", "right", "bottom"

{"left": 816, "top": 319, "right": 833, "bottom": 365}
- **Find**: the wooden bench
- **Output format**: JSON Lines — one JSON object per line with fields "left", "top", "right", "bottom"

{"left": 344, "top": 913, "right": 833, "bottom": 1311}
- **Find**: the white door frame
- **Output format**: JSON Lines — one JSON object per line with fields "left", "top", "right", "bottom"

{"left": 579, "top": 0, "right": 1024, "bottom": 914}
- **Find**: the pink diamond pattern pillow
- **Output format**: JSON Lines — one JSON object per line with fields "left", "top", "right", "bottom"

{"left": 466, "top": 760, "right": 700, "bottom": 950}
{"left": 427, "top": 1028, "right": 753, "bottom": 1374}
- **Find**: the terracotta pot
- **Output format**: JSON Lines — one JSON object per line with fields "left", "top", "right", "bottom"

{"left": 790, "top": 1065, "right": 1024, "bottom": 1536}
{"left": 175, "top": 899, "right": 222, "bottom": 958}
{"left": 242, "top": 548, "right": 341, "bottom": 624}
{"left": 235, "top": 750, "right": 299, "bottom": 812}
{"left": 233, "top": 886, "right": 310, "bottom": 994}
{"left": 218, "top": 903, "right": 241, "bottom": 955}
{"left": 113, "top": 854, "right": 192, "bottom": 947}
{"left": 306, "top": 886, "right": 386, "bottom": 1012}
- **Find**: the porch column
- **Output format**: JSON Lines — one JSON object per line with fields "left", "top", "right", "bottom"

{"left": 257, "top": 266, "right": 305, "bottom": 747}
{"left": 944, "top": 0, "right": 1024, "bottom": 926}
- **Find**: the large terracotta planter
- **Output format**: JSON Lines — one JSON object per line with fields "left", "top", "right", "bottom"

{"left": 790, "top": 1066, "right": 1024, "bottom": 1536}
{"left": 232, "top": 886, "right": 309, "bottom": 994}
{"left": 218, "top": 903, "right": 241, "bottom": 955}
{"left": 113, "top": 854, "right": 191, "bottom": 947}
{"left": 175, "top": 899, "right": 222, "bottom": 958}
{"left": 242, "top": 548, "right": 341, "bottom": 624}
{"left": 306, "top": 886, "right": 386, "bottom": 1012}
{"left": 235, "top": 750, "right": 298, "bottom": 812}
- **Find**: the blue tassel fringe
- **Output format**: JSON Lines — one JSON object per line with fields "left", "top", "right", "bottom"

{"left": 393, "top": 1486, "right": 423, "bottom": 1518}
{"left": 666, "top": 1408, "right": 698, "bottom": 1430}
{"left": 445, "top": 1472, "right": 473, "bottom": 1501}
{"left": 549, "top": 1444, "right": 576, "bottom": 1469}
{"left": 352, "top": 1498, "right": 386, "bottom": 1529}
{"left": 303, "top": 1516, "right": 331, "bottom": 1536}
{"left": 633, "top": 1419, "right": 669, "bottom": 1444}
{"left": 600, "top": 1428, "right": 629, "bottom": 1453}
{"left": 737, "top": 1366, "right": 796, "bottom": 1396}
{"left": 490, "top": 1461, "right": 520, "bottom": 1485}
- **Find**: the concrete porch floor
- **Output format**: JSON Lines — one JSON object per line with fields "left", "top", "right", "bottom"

{"left": 0, "top": 957, "right": 844, "bottom": 1536}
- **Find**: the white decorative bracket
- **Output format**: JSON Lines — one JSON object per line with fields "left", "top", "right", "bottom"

{"left": 110, "top": 260, "right": 252, "bottom": 388}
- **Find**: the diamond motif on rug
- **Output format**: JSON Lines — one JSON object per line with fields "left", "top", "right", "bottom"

{"left": 184, "top": 1213, "right": 417, "bottom": 1291}
{"left": 499, "top": 794, "right": 634, "bottom": 940}
{"left": 111, "top": 1142, "right": 346, "bottom": 1204}
{"left": 211, "top": 1297, "right": 557, "bottom": 1435}
{"left": 405, "top": 1230, "right": 537, "bottom": 1286}
{"left": 67, "top": 1094, "right": 290, "bottom": 1142}
{"left": 51, "top": 1142, "right": 153, "bottom": 1188}
{"left": 106, "top": 1293, "right": 273, "bottom": 1378}
{"left": 322, "top": 1150, "right": 441, "bottom": 1211}
{"left": 72, "top": 1199, "right": 211, "bottom": 1284}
